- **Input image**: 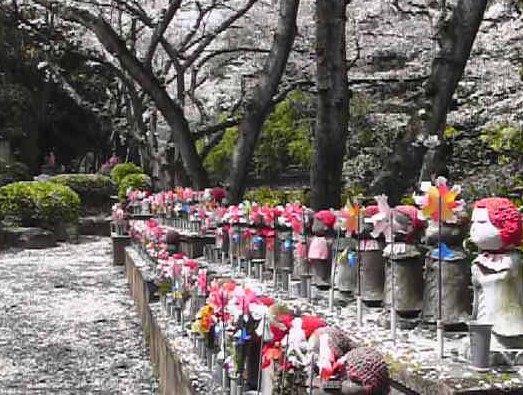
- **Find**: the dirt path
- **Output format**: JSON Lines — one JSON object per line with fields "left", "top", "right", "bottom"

{"left": 0, "top": 237, "right": 158, "bottom": 395}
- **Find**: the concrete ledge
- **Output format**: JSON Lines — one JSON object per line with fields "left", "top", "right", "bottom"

{"left": 124, "top": 247, "right": 214, "bottom": 395}
{"left": 124, "top": 246, "right": 523, "bottom": 395}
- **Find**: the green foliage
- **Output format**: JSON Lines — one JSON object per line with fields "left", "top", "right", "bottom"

{"left": 51, "top": 174, "right": 116, "bottom": 214}
{"left": 203, "top": 127, "right": 239, "bottom": 180}
{"left": 203, "top": 91, "right": 313, "bottom": 180}
{"left": 110, "top": 162, "right": 143, "bottom": 186}
{"left": 511, "top": 0, "right": 523, "bottom": 11}
{"left": 0, "top": 160, "right": 32, "bottom": 186}
{"left": 118, "top": 173, "right": 151, "bottom": 203}
{"left": 252, "top": 91, "right": 313, "bottom": 179}
{"left": 340, "top": 186, "right": 365, "bottom": 206}
{"left": 480, "top": 123, "right": 523, "bottom": 164}
{"left": 444, "top": 125, "right": 461, "bottom": 139}
{"left": 0, "top": 181, "right": 80, "bottom": 228}
{"left": 244, "top": 187, "right": 310, "bottom": 206}
{"left": 400, "top": 195, "right": 416, "bottom": 206}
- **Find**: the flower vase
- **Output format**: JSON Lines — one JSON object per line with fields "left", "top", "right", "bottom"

{"left": 468, "top": 321, "right": 493, "bottom": 371}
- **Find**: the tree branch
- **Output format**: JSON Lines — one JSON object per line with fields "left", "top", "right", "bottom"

{"left": 199, "top": 131, "right": 227, "bottom": 160}
{"left": 144, "top": 0, "right": 182, "bottom": 67}
{"left": 194, "top": 118, "right": 240, "bottom": 139}
{"left": 195, "top": 46, "right": 271, "bottom": 69}
{"left": 33, "top": 0, "right": 209, "bottom": 187}
{"left": 183, "top": 0, "right": 258, "bottom": 68}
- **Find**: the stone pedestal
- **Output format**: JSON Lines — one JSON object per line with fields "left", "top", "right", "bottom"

{"left": 359, "top": 250, "right": 385, "bottom": 305}
{"left": 422, "top": 251, "right": 472, "bottom": 325}
{"left": 112, "top": 234, "right": 131, "bottom": 265}
{"left": 384, "top": 256, "right": 424, "bottom": 318}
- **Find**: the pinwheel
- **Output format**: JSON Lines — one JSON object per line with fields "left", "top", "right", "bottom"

{"left": 370, "top": 195, "right": 394, "bottom": 242}
{"left": 421, "top": 176, "right": 461, "bottom": 223}
{"left": 343, "top": 199, "right": 361, "bottom": 235}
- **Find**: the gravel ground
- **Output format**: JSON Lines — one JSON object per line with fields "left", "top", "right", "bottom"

{"left": 0, "top": 236, "right": 159, "bottom": 395}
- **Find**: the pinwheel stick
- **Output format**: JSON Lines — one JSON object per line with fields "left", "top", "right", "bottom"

{"left": 309, "top": 353, "right": 315, "bottom": 395}
{"left": 257, "top": 314, "right": 266, "bottom": 395}
{"left": 279, "top": 328, "right": 291, "bottom": 395}
{"left": 390, "top": 211, "right": 396, "bottom": 342}
{"left": 437, "top": 193, "right": 444, "bottom": 359}
{"left": 356, "top": 211, "right": 363, "bottom": 326}
{"left": 329, "top": 227, "right": 342, "bottom": 312}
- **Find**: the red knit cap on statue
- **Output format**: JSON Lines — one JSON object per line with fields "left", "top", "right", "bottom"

{"left": 314, "top": 210, "right": 337, "bottom": 228}
{"left": 345, "top": 347, "right": 390, "bottom": 394}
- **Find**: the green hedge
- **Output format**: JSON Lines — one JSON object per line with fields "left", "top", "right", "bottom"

{"left": 0, "top": 160, "right": 32, "bottom": 187}
{"left": 51, "top": 174, "right": 116, "bottom": 214}
{"left": 111, "top": 162, "right": 143, "bottom": 186}
{"left": 244, "top": 187, "right": 310, "bottom": 207}
{"left": 119, "top": 173, "right": 151, "bottom": 203}
{"left": 0, "top": 181, "right": 80, "bottom": 228}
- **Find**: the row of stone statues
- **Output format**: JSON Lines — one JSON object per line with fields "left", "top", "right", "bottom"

{"left": 216, "top": 196, "right": 523, "bottom": 352}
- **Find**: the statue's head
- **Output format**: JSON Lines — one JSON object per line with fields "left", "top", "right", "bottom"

{"left": 471, "top": 197, "right": 521, "bottom": 251}
{"left": 394, "top": 205, "right": 426, "bottom": 243}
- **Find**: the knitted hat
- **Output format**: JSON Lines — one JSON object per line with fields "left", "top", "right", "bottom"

{"left": 315, "top": 210, "right": 337, "bottom": 228}
{"left": 344, "top": 347, "right": 389, "bottom": 394}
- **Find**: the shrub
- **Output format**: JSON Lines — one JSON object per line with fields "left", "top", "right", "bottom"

{"left": 0, "top": 181, "right": 80, "bottom": 228}
{"left": 0, "top": 160, "right": 32, "bottom": 187}
{"left": 51, "top": 174, "right": 116, "bottom": 215}
{"left": 110, "top": 162, "right": 143, "bottom": 186}
{"left": 119, "top": 173, "right": 151, "bottom": 203}
{"left": 244, "top": 187, "right": 310, "bottom": 207}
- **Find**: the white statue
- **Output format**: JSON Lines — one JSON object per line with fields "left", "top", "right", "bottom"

{"left": 470, "top": 197, "right": 523, "bottom": 349}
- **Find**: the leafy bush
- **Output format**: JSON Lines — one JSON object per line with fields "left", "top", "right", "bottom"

{"left": 51, "top": 174, "right": 116, "bottom": 214}
{"left": 244, "top": 187, "right": 310, "bottom": 206}
{"left": 0, "top": 160, "right": 32, "bottom": 186}
{"left": 110, "top": 162, "right": 143, "bottom": 186}
{"left": 118, "top": 173, "right": 151, "bottom": 203}
{"left": 0, "top": 181, "right": 80, "bottom": 228}
{"left": 203, "top": 91, "right": 313, "bottom": 181}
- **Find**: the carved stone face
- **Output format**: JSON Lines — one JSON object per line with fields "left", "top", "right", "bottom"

{"left": 470, "top": 207, "right": 503, "bottom": 251}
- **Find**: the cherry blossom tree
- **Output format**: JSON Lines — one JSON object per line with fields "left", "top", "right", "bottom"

{"left": 28, "top": 0, "right": 304, "bottom": 193}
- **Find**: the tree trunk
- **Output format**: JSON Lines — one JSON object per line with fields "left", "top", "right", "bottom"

{"left": 310, "top": 0, "right": 348, "bottom": 210}
{"left": 227, "top": 0, "right": 300, "bottom": 204}
{"left": 38, "top": 1, "right": 210, "bottom": 189}
{"left": 421, "top": 0, "right": 489, "bottom": 179}
{"left": 370, "top": 0, "right": 488, "bottom": 203}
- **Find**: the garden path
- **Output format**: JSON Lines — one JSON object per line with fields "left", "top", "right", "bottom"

{"left": 0, "top": 237, "right": 158, "bottom": 394}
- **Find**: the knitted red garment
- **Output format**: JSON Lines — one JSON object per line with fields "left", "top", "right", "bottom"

{"left": 345, "top": 347, "right": 390, "bottom": 394}
{"left": 301, "top": 315, "right": 326, "bottom": 339}
{"left": 363, "top": 205, "right": 379, "bottom": 217}
{"left": 475, "top": 197, "right": 522, "bottom": 249}
{"left": 314, "top": 210, "right": 337, "bottom": 228}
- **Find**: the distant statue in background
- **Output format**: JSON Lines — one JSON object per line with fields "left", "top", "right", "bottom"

{"left": 48, "top": 150, "right": 56, "bottom": 169}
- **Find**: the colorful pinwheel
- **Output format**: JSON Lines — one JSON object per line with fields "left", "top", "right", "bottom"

{"left": 370, "top": 195, "right": 394, "bottom": 242}
{"left": 421, "top": 177, "right": 461, "bottom": 223}
{"left": 342, "top": 199, "right": 360, "bottom": 235}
